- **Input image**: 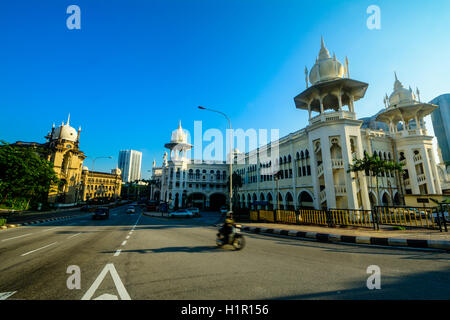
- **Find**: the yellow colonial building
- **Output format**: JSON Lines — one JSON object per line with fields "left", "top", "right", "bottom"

{"left": 14, "top": 115, "right": 122, "bottom": 206}
{"left": 80, "top": 168, "right": 122, "bottom": 202}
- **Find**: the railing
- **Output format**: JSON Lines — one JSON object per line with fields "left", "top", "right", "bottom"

{"left": 331, "top": 159, "right": 344, "bottom": 169}
{"left": 245, "top": 206, "right": 448, "bottom": 231}
{"left": 319, "top": 190, "right": 326, "bottom": 203}
{"left": 309, "top": 111, "right": 356, "bottom": 125}
{"left": 334, "top": 185, "right": 347, "bottom": 196}
{"left": 259, "top": 210, "right": 275, "bottom": 222}
{"left": 317, "top": 164, "right": 324, "bottom": 177}
{"left": 417, "top": 174, "right": 426, "bottom": 184}
{"left": 374, "top": 206, "right": 436, "bottom": 229}
{"left": 413, "top": 154, "right": 423, "bottom": 163}
{"left": 276, "top": 210, "right": 297, "bottom": 224}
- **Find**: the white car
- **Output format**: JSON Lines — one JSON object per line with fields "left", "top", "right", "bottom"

{"left": 187, "top": 207, "right": 200, "bottom": 216}
{"left": 168, "top": 209, "right": 193, "bottom": 218}
{"left": 127, "top": 206, "right": 136, "bottom": 214}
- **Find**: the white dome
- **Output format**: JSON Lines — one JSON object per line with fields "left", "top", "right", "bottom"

{"left": 309, "top": 38, "right": 345, "bottom": 85}
{"left": 111, "top": 168, "right": 122, "bottom": 175}
{"left": 51, "top": 123, "right": 78, "bottom": 142}
{"left": 170, "top": 121, "right": 188, "bottom": 144}
{"left": 388, "top": 74, "right": 416, "bottom": 107}
{"left": 82, "top": 166, "right": 89, "bottom": 171}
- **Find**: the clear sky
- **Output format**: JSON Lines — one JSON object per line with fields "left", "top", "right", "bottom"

{"left": 1, "top": 0, "right": 449, "bottom": 178}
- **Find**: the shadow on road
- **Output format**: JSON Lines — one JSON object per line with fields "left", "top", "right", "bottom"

{"left": 102, "top": 245, "right": 231, "bottom": 254}
{"left": 242, "top": 231, "right": 450, "bottom": 261}
{"left": 268, "top": 267, "right": 450, "bottom": 300}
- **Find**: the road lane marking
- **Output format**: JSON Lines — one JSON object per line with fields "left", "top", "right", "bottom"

{"left": 81, "top": 263, "right": 131, "bottom": 300}
{"left": 67, "top": 232, "right": 82, "bottom": 239}
{"left": 121, "top": 240, "right": 127, "bottom": 246}
{"left": 0, "top": 291, "right": 17, "bottom": 300}
{"left": 126, "top": 235, "right": 130, "bottom": 239}
{"left": 2, "top": 233, "right": 33, "bottom": 242}
{"left": 114, "top": 249, "right": 122, "bottom": 257}
{"left": 39, "top": 227, "right": 61, "bottom": 233}
{"left": 21, "top": 242, "right": 57, "bottom": 256}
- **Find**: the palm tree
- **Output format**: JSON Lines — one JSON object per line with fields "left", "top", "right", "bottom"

{"left": 384, "top": 160, "right": 405, "bottom": 205}
{"left": 349, "top": 154, "right": 401, "bottom": 207}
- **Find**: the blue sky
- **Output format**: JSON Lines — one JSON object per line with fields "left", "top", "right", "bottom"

{"left": 1, "top": 0, "right": 449, "bottom": 178}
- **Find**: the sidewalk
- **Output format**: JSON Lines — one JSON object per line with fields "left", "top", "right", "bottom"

{"left": 238, "top": 222, "right": 450, "bottom": 251}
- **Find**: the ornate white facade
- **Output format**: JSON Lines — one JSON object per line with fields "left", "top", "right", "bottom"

{"left": 153, "top": 38, "right": 446, "bottom": 211}
{"left": 152, "top": 121, "right": 229, "bottom": 210}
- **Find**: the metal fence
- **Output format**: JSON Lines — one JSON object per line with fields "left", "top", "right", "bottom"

{"left": 248, "top": 206, "right": 449, "bottom": 232}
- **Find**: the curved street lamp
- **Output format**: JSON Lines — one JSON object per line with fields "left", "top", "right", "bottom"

{"left": 92, "top": 156, "right": 113, "bottom": 171}
{"left": 198, "top": 106, "right": 233, "bottom": 215}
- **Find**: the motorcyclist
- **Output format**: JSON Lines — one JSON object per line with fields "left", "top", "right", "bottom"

{"left": 219, "top": 214, "right": 236, "bottom": 245}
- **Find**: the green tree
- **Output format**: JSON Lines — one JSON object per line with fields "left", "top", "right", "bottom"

{"left": 0, "top": 141, "right": 60, "bottom": 210}
{"left": 348, "top": 154, "right": 403, "bottom": 207}
{"left": 228, "top": 172, "right": 243, "bottom": 210}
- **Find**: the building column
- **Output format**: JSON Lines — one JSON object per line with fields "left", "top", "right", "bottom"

{"left": 341, "top": 133, "right": 358, "bottom": 209}
{"left": 319, "top": 97, "right": 324, "bottom": 114}
{"left": 321, "top": 137, "right": 337, "bottom": 208}
{"left": 406, "top": 149, "right": 420, "bottom": 194}
{"left": 421, "top": 147, "right": 437, "bottom": 194}
{"left": 308, "top": 140, "right": 320, "bottom": 210}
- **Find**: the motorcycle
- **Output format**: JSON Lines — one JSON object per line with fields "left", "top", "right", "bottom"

{"left": 216, "top": 225, "right": 246, "bottom": 250}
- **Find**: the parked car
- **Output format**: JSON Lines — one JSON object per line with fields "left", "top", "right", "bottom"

{"left": 187, "top": 207, "right": 200, "bottom": 216}
{"left": 432, "top": 211, "right": 450, "bottom": 224}
{"left": 92, "top": 207, "right": 110, "bottom": 220}
{"left": 127, "top": 206, "right": 136, "bottom": 214}
{"left": 168, "top": 209, "right": 193, "bottom": 218}
{"left": 220, "top": 206, "right": 228, "bottom": 215}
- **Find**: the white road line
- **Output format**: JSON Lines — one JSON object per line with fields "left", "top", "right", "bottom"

{"left": 21, "top": 242, "right": 57, "bottom": 257}
{"left": 121, "top": 240, "right": 127, "bottom": 246}
{"left": 0, "top": 291, "right": 17, "bottom": 300}
{"left": 67, "top": 232, "right": 82, "bottom": 239}
{"left": 114, "top": 249, "right": 122, "bottom": 257}
{"left": 1, "top": 233, "right": 33, "bottom": 242}
{"left": 39, "top": 227, "right": 61, "bottom": 233}
{"left": 126, "top": 235, "right": 130, "bottom": 239}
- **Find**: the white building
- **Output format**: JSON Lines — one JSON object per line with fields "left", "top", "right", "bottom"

{"left": 151, "top": 122, "right": 229, "bottom": 210}
{"left": 153, "top": 38, "right": 447, "bottom": 211}
{"left": 118, "top": 149, "right": 142, "bottom": 183}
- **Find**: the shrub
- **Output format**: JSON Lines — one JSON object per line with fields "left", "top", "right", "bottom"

{"left": 0, "top": 219, "right": 6, "bottom": 227}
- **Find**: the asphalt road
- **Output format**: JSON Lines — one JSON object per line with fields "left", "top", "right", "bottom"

{"left": 0, "top": 204, "right": 449, "bottom": 300}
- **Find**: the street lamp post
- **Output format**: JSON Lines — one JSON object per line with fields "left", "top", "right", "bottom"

{"left": 92, "top": 156, "right": 113, "bottom": 171}
{"left": 198, "top": 106, "right": 233, "bottom": 216}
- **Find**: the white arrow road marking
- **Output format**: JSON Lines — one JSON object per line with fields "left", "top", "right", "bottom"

{"left": 0, "top": 291, "right": 17, "bottom": 300}
{"left": 94, "top": 293, "right": 118, "bottom": 300}
{"left": 81, "top": 263, "right": 131, "bottom": 300}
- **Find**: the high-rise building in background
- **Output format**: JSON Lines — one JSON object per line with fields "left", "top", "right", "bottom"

{"left": 430, "top": 94, "right": 450, "bottom": 163}
{"left": 118, "top": 150, "right": 142, "bottom": 183}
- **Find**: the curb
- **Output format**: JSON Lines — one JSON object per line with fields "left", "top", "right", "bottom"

{"left": 239, "top": 225, "right": 450, "bottom": 252}
{"left": 0, "top": 213, "right": 90, "bottom": 231}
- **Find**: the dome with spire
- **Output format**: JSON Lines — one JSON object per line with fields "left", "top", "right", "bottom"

{"left": 388, "top": 73, "right": 417, "bottom": 108}
{"left": 51, "top": 114, "right": 78, "bottom": 142}
{"left": 309, "top": 37, "right": 345, "bottom": 86}
{"left": 170, "top": 121, "right": 188, "bottom": 144}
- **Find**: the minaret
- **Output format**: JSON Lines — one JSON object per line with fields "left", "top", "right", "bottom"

{"left": 376, "top": 74, "right": 441, "bottom": 195}
{"left": 293, "top": 37, "right": 371, "bottom": 210}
